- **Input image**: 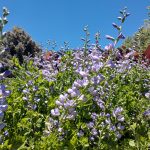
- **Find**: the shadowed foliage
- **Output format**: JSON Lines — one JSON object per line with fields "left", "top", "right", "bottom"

{"left": 2, "top": 27, "right": 42, "bottom": 64}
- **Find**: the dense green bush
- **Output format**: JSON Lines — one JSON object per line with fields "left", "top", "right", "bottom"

{"left": 2, "top": 27, "right": 42, "bottom": 64}
{"left": 123, "top": 26, "right": 150, "bottom": 51}
{"left": 123, "top": 7, "right": 150, "bottom": 51}
{"left": 0, "top": 6, "right": 150, "bottom": 150}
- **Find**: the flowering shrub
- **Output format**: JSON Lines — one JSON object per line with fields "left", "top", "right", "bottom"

{"left": 0, "top": 7, "right": 150, "bottom": 150}
{"left": 0, "top": 7, "right": 11, "bottom": 145}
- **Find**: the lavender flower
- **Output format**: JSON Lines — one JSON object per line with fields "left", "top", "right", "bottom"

{"left": 113, "top": 107, "right": 123, "bottom": 117}
{"left": 22, "top": 96, "right": 28, "bottom": 101}
{"left": 143, "top": 109, "right": 150, "bottom": 117}
{"left": 51, "top": 108, "right": 60, "bottom": 117}
{"left": 112, "top": 23, "right": 121, "bottom": 30}
{"left": 97, "top": 102, "right": 105, "bottom": 110}
{"left": 105, "top": 118, "right": 111, "bottom": 124}
{"left": 90, "top": 54, "right": 100, "bottom": 61}
{"left": 145, "top": 92, "right": 150, "bottom": 99}
{"left": 106, "top": 113, "right": 111, "bottom": 117}
{"left": 88, "top": 86, "right": 94, "bottom": 93}
{"left": 0, "top": 105, "right": 8, "bottom": 111}
{"left": 118, "top": 32, "right": 125, "bottom": 39}
{"left": 91, "top": 113, "right": 98, "bottom": 120}
{"left": 89, "top": 136, "right": 95, "bottom": 141}
{"left": 91, "top": 63, "right": 102, "bottom": 72}
{"left": 115, "top": 131, "right": 122, "bottom": 139}
{"left": 0, "top": 111, "right": 4, "bottom": 118}
{"left": 87, "top": 122, "right": 94, "bottom": 129}
{"left": 67, "top": 88, "right": 74, "bottom": 94}
{"left": 79, "top": 70, "right": 89, "bottom": 77}
{"left": 117, "top": 17, "right": 122, "bottom": 20}
{"left": 77, "top": 130, "right": 84, "bottom": 137}
{"left": 117, "top": 123, "right": 125, "bottom": 130}
{"left": 78, "top": 94, "right": 86, "bottom": 102}
{"left": 106, "top": 60, "right": 116, "bottom": 68}
{"left": 82, "top": 77, "right": 89, "bottom": 87}
{"left": 110, "top": 125, "right": 116, "bottom": 131}
{"left": 73, "top": 80, "right": 83, "bottom": 88}
{"left": 0, "top": 123, "right": 5, "bottom": 130}
{"left": 2, "top": 70, "right": 11, "bottom": 78}
{"left": 22, "top": 89, "right": 29, "bottom": 94}
{"left": 59, "top": 94, "right": 68, "bottom": 102}
{"left": 104, "top": 44, "right": 114, "bottom": 51}
{"left": 91, "top": 128, "right": 98, "bottom": 136}
{"left": 0, "top": 98, "right": 6, "bottom": 105}
{"left": 70, "top": 89, "right": 80, "bottom": 98}
{"left": 56, "top": 100, "right": 63, "bottom": 106}
{"left": 105, "top": 35, "right": 115, "bottom": 41}
{"left": 33, "top": 86, "right": 38, "bottom": 92}
{"left": 58, "top": 127, "right": 63, "bottom": 133}
{"left": 117, "top": 115, "right": 125, "bottom": 122}
{"left": 66, "top": 111, "right": 77, "bottom": 120}
{"left": 64, "top": 100, "right": 76, "bottom": 108}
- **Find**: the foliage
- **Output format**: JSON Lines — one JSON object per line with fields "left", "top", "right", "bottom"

{"left": 123, "top": 6, "right": 150, "bottom": 51}
{"left": 0, "top": 6, "right": 150, "bottom": 150}
{"left": 123, "top": 27, "right": 150, "bottom": 52}
{"left": 1, "top": 27, "right": 42, "bottom": 68}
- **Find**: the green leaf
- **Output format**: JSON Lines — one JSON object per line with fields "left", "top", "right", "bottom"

{"left": 70, "top": 135, "right": 78, "bottom": 146}
{"left": 80, "top": 137, "right": 89, "bottom": 147}
{"left": 148, "top": 131, "right": 150, "bottom": 140}
{"left": 130, "top": 123, "right": 137, "bottom": 130}
{"left": 129, "top": 140, "right": 135, "bottom": 147}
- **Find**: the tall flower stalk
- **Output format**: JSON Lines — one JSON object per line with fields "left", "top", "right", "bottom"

{"left": 106, "top": 7, "right": 130, "bottom": 58}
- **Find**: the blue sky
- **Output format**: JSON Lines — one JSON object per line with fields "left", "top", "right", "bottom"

{"left": 0, "top": 0, "right": 149, "bottom": 50}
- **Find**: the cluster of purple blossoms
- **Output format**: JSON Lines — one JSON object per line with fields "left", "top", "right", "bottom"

{"left": 86, "top": 88, "right": 125, "bottom": 141}
{"left": 51, "top": 86, "right": 80, "bottom": 121}
{"left": 26, "top": 54, "right": 60, "bottom": 82}
{"left": 22, "top": 79, "right": 45, "bottom": 111}
{"left": 0, "top": 84, "right": 11, "bottom": 130}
